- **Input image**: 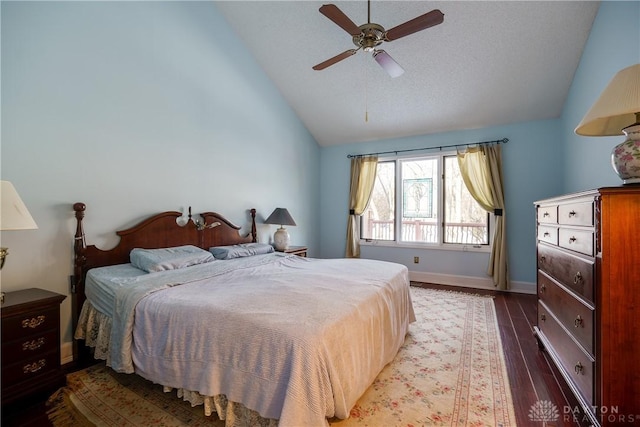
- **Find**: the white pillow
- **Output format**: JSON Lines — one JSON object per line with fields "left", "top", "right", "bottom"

{"left": 209, "top": 243, "right": 274, "bottom": 260}
{"left": 130, "top": 245, "right": 214, "bottom": 272}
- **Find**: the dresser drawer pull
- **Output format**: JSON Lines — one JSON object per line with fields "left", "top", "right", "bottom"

{"left": 539, "top": 256, "right": 546, "bottom": 264}
{"left": 568, "top": 210, "right": 577, "bottom": 217}
{"left": 540, "top": 283, "right": 546, "bottom": 293}
{"left": 574, "top": 315, "right": 583, "bottom": 328}
{"left": 574, "top": 362, "right": 584, "bottom": 375}
{"left": 22, "top": 337, "right": 46, "bottom": 351}
{"left": 23, "top": 359, "right": 46, "bottom": 374}
{"left": 543, "top": 232, "right": 551, "bottom": 237}
{"left": 21, "top": 315, "right": 45, "bottom": 329}
{"left": 543, "top": 211, "right": 550, "bottom": 217}
{"left": 569, "top": 236, "right": 578, "bottom": 244}
{"left": 540, "top": 313, "right": 546, "bottom": 322}
{"left": 573, "top": 271, "right": 583, "bottom": 285}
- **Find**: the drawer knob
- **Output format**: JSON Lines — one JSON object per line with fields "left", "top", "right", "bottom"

{"left": 574, "top": 362, "right": 584, "bottom": 375}
{"left": 539, "top": 256, "right": 546, "bottom": 264}
{"left": 569, "top": 236, "right": 577, "bottom": 243}
{"left": 23, "top": 359, "right": 46, "bottom": 374}
{"left": 573, "top": 271, "right": 583, "bottom": 285}
{"left": 568, "top": 210, "right": 577, "bottom": 217}
{"left": 574, "top": 315, "right": 583, "bottom": 328}
{"left": 540, "top": 284, "right": 546, "bottom": 293}
{"left": 543, "top": 211, "right": 550, "bottom": 217}
{"left": 540, "top": 313, "right": 546, "bottom": 322}
{"left": 22, "top": 337, "right": 46, "bottom": 351}
{"left": 21, "top": 315, "right": 45, "bottom": 329}
{"left": 543, "top": 232, "right": 550, "bottom": 237}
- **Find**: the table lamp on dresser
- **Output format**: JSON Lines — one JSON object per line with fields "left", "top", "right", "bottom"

{"left": 575, "top": 63, "right": 640, "bottom": 184}
{"left": 0, "top": 181, "right": 38, "bottom": 303}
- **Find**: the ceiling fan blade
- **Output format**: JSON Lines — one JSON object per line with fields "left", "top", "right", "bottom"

{"left": 384, "top": 9, "right": 444, "bottom": 41}
{"left": 319, "top": 4, "right": 361, "bottom": 36}
{"left": 373, "top": 50, "right": 404, "bottom": 78}
{"left": 313, "top": 49, "right": 358, "bottom": 71}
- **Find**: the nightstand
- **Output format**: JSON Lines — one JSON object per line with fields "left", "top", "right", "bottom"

{"left": 280, "top": 246, "right": 308, "bottom": 257}
{"left": 1, "top": 288, "right": 66, "bottom": 407}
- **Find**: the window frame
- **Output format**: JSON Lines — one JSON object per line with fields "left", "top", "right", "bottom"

{"left": 360, "top": 151, "right": 494, "bottom": 252}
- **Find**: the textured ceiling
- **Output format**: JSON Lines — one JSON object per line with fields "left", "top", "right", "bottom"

{"left": 216, "top": 1, "right": 599, "bottom": 147}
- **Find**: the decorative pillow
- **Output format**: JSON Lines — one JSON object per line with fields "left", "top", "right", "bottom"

{"left": 209, "top": 243, "right": 274, "bottom": 260}
{"left": 130, "top": 245, "right": 214, "bottom": 273}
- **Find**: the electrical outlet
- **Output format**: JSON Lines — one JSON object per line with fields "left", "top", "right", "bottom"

{"left": 413, "top": 256, "right": 419, "bottom": 264}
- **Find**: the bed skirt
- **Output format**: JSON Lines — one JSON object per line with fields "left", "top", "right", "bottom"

{"left": 74, "top": 301, "right": 278, "bottom": 427}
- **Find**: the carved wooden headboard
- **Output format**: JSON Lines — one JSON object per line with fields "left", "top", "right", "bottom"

{"left": 71, "top": 202, "right": 257, "bottom": 362}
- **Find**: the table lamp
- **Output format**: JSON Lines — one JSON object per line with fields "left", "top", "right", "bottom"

{"left": 575, "top": 63, "right": 640, "bottom": 184}
{"left": 1, "top": 181, "right": 38, "bottom": 303}
{"left": 264, "top": 208, "right": 296, "bottom": 251}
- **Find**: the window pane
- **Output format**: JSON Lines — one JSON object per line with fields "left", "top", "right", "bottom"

{"left": 400, "top": 158, "right": 438, "bottom": 243}
{"left": 444, "top": 156, "right": 489, "bottom": 244}
{"left": 361, "top": 161, "right": 395, "bottom": 240}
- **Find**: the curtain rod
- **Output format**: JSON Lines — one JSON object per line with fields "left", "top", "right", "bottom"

{"left": 346, "top": 138, "right": 509, "bottom": 158}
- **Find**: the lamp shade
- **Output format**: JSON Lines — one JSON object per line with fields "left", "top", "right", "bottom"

{"left": 264, "top": 208, "right": 296, "bottom": 227}
{"left": 1, "top": 181, "right": 38, "bottom": 230}
{"left": 575, "top": 63, "right": 640, "bottom": 136}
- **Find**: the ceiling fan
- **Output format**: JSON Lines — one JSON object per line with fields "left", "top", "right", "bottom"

{"left": 312, "top": 1, "right": 444, "bottom": 78}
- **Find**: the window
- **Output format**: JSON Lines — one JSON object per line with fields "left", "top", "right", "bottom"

{"left": 361, "top": 153, "right": 490, "bottom": 247}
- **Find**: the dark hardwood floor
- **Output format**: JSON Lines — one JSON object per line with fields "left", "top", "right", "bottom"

{"left": 2, "top": 283, "right": 590, "bottom": 426}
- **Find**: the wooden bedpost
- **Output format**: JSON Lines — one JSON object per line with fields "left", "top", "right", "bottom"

{"left": 250, "top": 208, "right": 257, "bottom": 243}
{"left": 72, "top": 202, "right": 88, "bottom": 365}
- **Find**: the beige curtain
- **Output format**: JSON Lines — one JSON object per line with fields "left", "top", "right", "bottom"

{"left": 457, "top": 144, "right": 508, "bottom": 289}
{"left": 346, "top": 155, "right": 378, "bottom": 258}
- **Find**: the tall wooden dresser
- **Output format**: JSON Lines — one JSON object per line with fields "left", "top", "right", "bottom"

{"left": 534, "top": 186, "right": 640, "bottom": 426}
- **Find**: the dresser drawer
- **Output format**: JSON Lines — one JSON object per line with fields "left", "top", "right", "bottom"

{"left": 538, "top": 244, "right": 594, "bottom": 303}
{"left": 538, "top": 302, "right": 594, "bottom": 405}
{"left": 538, "top": 271, "right": 594, "bottom": 355}
{"left": 537, "top": 225, "right": 558, "bottom": 245}
{"left": 558, "top": 201, "right": 594, "bottom": 226}
{"left": 537, "top": 205, "right": 558, "bottom": 224}
{"left": 1, "top": 329, "right": 59, "bottom": 366}
{"left": 1, "top": 350, "right": 59, "bottom": 388}
{"left": 1, "top": 306, "right": 60, "bottom": 342}
{"left": 558, "top": 228, "right": 595, "bottom": 256}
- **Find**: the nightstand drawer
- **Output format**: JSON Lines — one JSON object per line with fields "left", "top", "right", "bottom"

{"left": 1, "top": 329, "right": 59, "bottom": 365}
{"left": 1, "top": 350, "right": 59, "bottom": 388}
{"left": 1, "top": 288, "right": 66, "bottom": 406}
{"left": 1, "top": 306, "right": 60, "bottom": 342}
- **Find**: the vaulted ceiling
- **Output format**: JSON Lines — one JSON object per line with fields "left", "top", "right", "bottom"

{"left": 216, "top": 1, "right": 600, "bottom": 147}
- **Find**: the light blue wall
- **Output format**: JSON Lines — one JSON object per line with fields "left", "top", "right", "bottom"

{"left": 320, "top": 1, "right": 639, "bottom": 289}
{"left": 1, "top": 1, "right": 320, "bottom": 350}
{"left": 561, "top": 1, "right": 640, "bottom": 192}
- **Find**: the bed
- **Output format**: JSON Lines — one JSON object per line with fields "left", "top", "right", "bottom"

{"left": 71, "top": 203, "right": 415, "bottom": 427}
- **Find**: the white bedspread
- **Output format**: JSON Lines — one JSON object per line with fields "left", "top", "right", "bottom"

{"left": 87, "top": 254, "right": 414, "bottom": 426}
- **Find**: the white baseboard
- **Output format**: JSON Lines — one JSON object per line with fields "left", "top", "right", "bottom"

{"left": 409, "top": 270, "right": 536, "bottom": 295}
{"left": 61, "top": 341, "right": 74, "bottom": 365}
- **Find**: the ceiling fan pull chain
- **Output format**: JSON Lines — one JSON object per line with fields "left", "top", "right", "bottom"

{"left": 365, "top": 54, "right": 369, "bottom": 122}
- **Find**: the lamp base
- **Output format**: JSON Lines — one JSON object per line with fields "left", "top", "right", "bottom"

{"left": 611, "top": 123, "right": 640, "bottom": 184}
{"left": 273, "top": 227, "right": 291, "bottom": 251}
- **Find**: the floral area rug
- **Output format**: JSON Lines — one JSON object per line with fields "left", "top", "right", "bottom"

{"left": 47, "top": 286, "right": 516, "bottom": 426}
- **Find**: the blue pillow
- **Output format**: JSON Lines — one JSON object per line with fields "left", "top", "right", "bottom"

{"left": 130, "top": 245, "right": 214, "bottom": 273}
{"left": 209, "top": 243, "right": 274, "bottom": 260}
